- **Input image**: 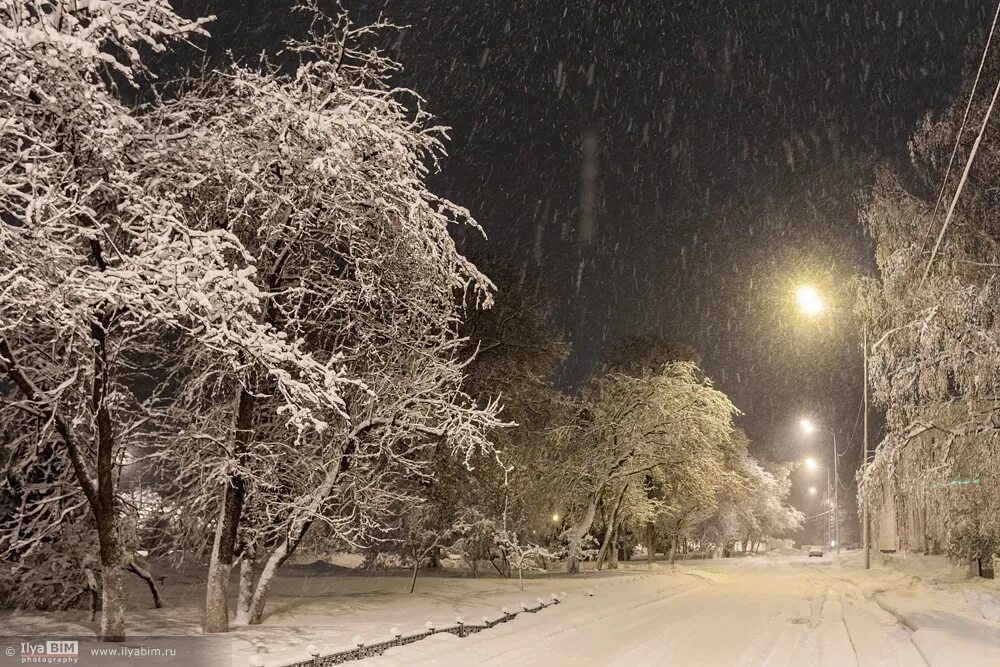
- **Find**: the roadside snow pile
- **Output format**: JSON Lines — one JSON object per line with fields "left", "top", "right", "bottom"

{"left": 275, "top": 597, "right": 563, "bottom": 667}
{"left": 964, "top": 588, "right": 1000, "bottom": 622}
{"left": 833, "top": 551, "right": 1000, "bottom": 667}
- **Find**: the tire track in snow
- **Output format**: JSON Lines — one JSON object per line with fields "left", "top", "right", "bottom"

{"left": 819, "top": 574, "right": 929, "bottom": 666}
{"left": 816, "top": 588, "right": 858, "bottom": 667}
{"left": 369, "top": 574, "right": 709, "bottom": 666}
{"left": 616, "top": 598, "right": 747, "bottom": 665}
{"left": 472, "top": 576, "right": 710, "bottom": 665}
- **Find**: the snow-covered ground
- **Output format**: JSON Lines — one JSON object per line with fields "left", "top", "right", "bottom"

{"left": 1, "top": 551, "right": 998, "bottom": 666}
{"left": 367, "top": 551, "right": 1000, "bottom": 667}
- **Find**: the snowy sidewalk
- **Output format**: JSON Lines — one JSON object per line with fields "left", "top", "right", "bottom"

{"left": 816, "top": 551, "right": 1000, "bottom": 667}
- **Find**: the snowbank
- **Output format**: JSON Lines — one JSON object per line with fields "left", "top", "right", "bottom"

{"left": 824, "top": 550, "right": 1000, "bottom": 666}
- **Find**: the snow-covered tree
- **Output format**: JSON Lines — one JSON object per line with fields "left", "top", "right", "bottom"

{"left": 428, "top": 265, "right": 573, "bottom": 547}
{"left": 556, "top": 360, "right": 738, "bottom": 572}
{"left": 857, "top": 44, "right": 1000, "bottom": 562}
{"left": 739, "top": 460, "right": 803, "bottom": 552}
{"left": 0, "top": 1, "right": 365, "bottom": 640}
{"left": 655, "top": 442, "right": 732, "bottom": 564}
{"left": 696, "top": 455, "right": 802, "bottom": 557}
{"left": 0, "top": 1, "right": 217, "bottom": 641}
{"left": 125, "top": 4, "right": 504, "bottom": 630}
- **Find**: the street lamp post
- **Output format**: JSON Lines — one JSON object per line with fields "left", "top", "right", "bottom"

{"left": 802, "top": 419, "right": 840, "bottom": 554}
{"left": 823, "top": 468, "right": 832, "bottom": 547}
{"left": 795, "top": 285, "right": 869, "bottom": 567}
{"left": 862, "top": 322, "right": 870, "bottom": 569}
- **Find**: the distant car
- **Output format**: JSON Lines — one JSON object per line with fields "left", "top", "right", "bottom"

{"left": 808, "top": 546, "right": 824, "bottom": 557}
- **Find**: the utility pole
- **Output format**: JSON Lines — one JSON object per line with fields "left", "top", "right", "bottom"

{"left": 833, "top": 430, "right": 840, "bottom": 555}
{"left": 862, "top": 321, "right": 871, "bottom": 569}
{"left": 826, "top": 468, "right": 832, "bottom": 547}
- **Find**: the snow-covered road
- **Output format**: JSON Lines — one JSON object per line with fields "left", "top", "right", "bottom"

{"left": 366, "top": 555, "right": 997, "bottom": 667}
{"left": 4, "top": 552, "right": 997, "bottom": 666}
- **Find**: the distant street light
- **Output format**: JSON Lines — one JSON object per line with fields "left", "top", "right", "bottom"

{"left": 808, "top": 487, "right": 817, "bottom": 495}
{"left": 804, "top": 457, "right": 818, "bottom": 471}
{"left": 796, "top": 285, "right": 824, "bottom": 316}
{"left": 801, "top": 418, "right": 840, "bottom": 555}
{"left": 551, "top": 513, "right": 560, "bottom": 523}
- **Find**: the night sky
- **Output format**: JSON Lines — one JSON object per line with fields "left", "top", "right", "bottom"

{"left": 175, "top": 0, "right": 992, "bottom": 515}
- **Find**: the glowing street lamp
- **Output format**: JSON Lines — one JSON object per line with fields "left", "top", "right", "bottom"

{"left": 800, "top": 418, "right": 816, "bottom": 434}
{"left": 804, "top": 457, "right": 818, "bottom": 471}
{"left": 796, "top": 285, "right": 824, "bottom": 317}
{"left": 551, "top": 513, "right": 560, "bottom": 523}
{"left": 808, "top": 486, "right": 817, "bottom": 495}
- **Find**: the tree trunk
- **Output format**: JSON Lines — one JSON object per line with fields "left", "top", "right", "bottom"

{"left": 596, "top": 484, "right": 628, "bottom": 571}
{"left": 646, "top": 524, "right": 656, "bottom": 564}
{"left": 495, "top": 548, "right": 512, "bottom": 578}
{"left": 94, "top": 488, "right": 125, "bottom": 641}
{"left": 239, "top": 494, "right": 323, "bottom": 625}
{"left": 567, "top": 554, "right": 580, "bottom": 574}
{"left": 239, "top": 526, "right": 305, "bottom": 625}
{"left": 669, "top": 533, "right": 679, "bottom": 565}
{"left": 235, "top": 545, "right": 256, "bottom": 623}
{"left": 84, "top": 568, "right": 100, "bottom": 622}
{"left": 409, "top": 550, "right": 420, "bottom": 594}
{"left": 127, "top": 558, "right": 164, "bottom": 609}
{"left": 204, "top": 388, "right": 253, "bottom": 633}
{"left": 98, "top": 548, "right": 126, "bottom": 642}
{"left": 241, "top": 546, "right": 284, "bottom": 624}
{"left": 567, "top": 494, "right": 599, "bottom": 574}
{"left": 240, "top": 427, "right": 377, "bottom": 624}
{"left": 489, "top": 556, "right": 507, "bottom": 578}
{"left": 204, "top": 477, "right": 244, "bottom": 632}
{"left": 92, "top": 318, "right": 126, "bottom": 642}
{"left": 608, "top": 529, "right": 620, "bottom": 569}
{"left": 93, "top": 490, "right": 126, "bottom": 642}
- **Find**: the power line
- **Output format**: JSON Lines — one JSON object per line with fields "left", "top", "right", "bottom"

{"left": 921, "top": 0, "right": 1000, "bottom": 286}
{"left": 926, "top": 1, "right": 1000, "bottom": 230}
{"left": 830, "top": 399, "right": 864, "bottom": 493}
{"left": 841, "top": 397, "right": 864, "bottom": 457}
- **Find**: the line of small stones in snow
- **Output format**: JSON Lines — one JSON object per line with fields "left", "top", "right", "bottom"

{"left": 253, "top": 590, "right": 590, "bottom": 667}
